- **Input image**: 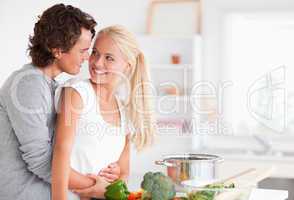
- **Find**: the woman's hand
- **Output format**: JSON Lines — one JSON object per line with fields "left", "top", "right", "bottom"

{"left": 80, "top": 197, "right": 91, "bottom": 200}
{"left": 98, "top": 162, "right": 121, "bottom": 182}
{"left": 73, "top": 175, "right": 110, "bottom": 199}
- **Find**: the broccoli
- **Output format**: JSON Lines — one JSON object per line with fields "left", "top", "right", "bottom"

{"left": 140, "top": 171, "right": 176, "bottom": 200}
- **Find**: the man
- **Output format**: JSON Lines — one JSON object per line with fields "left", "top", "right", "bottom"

{"left": 0, "top": 4, "right": 117, "bottom": 200}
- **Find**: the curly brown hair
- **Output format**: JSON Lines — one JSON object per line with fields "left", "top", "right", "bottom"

{"left": 28, "top": 4, "right": 97, "bottom": 67}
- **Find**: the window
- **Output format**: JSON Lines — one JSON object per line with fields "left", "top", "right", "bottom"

{"left": 223, "top": 12, "right": 294, "bottom": 135}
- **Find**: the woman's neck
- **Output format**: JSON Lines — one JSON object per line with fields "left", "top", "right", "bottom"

{"left": 91, "top": 80, "right": 116, "bottom": 102}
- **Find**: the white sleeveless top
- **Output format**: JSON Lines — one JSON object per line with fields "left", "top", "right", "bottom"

{"left": 55, "top": 78, "right": 128, "bottom": 200}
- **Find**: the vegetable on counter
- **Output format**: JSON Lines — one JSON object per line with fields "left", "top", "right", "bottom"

{"left": 104, "top": 171, "right": 223, "bottom": 200}
{"left": 140, "top": 171, "right": 176, "bottom": 200}
{"left": 104, "top": 180, "right": 143, "bottom": 200}
{"left": 187, "top": 182, "right": 235, "bottom": 200}
{"left": 128, "top": 190, "right": 143, "bottom": 200}
{"left": 104, "top": 180, "right": 130, "bottom": 200}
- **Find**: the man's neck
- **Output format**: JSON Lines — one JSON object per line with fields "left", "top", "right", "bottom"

{"left": 37, "top": 63, "right": 62, "bottom": 79}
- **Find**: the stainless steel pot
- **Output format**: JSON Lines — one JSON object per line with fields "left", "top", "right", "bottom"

{"left": 155, "top": 154, "right": 223, "bottom": 184}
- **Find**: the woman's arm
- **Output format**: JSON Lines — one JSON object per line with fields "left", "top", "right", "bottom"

{"left": 73, "top": 136, "right": 130, "bottom": 199}
{"left": 117, "top": 135, "right": 130, "bottom": 181}
{"left": 71, "top": 134, "right": 131, "bottom": 199}
{"left": 51, "top": 88, "right": 94, "bottom": 200}
{"left": 69, "top": 169, "right": 95, "bottom": 189}
{"left": 98, "top": 134, "right": 130, "bottom": 182}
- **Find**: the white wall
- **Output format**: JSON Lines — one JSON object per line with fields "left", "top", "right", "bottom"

{"left": 0, "top": 0, "right": 149, "bottom": 86}
{"left": 79, "top": 0, "right": 149, "bottom": 33}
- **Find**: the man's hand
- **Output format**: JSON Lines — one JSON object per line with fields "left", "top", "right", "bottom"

{"left": 98, "top": 162, "right": 121, "bottom": 183}
{"left": 72, "top": 175, "right": 110, "bottom": 198}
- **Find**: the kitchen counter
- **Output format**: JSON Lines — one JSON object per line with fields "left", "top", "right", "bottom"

{"left": 127, "top": 173, "right": 288, "bottom": 200}
{"left": 249, "top": 189, "right": 288, "bottom": 200}
{"left": 129, "top": 136, "right": 289, "bottom": 200}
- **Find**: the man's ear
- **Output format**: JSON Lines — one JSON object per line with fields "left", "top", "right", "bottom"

{"left": 52, "top": 48, "right": 62, "bottom": 59}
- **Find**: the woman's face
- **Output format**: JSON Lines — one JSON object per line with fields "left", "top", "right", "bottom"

{"left": 89, "top": 34, "right": 130, "bottom": 88}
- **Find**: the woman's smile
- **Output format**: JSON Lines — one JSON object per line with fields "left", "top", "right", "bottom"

{"left": 94, "top": 69, "right": 108, "bottom": 75}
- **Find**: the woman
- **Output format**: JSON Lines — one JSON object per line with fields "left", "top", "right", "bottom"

{"left": 52, "top": 25, "right": 155, "bottom": 200}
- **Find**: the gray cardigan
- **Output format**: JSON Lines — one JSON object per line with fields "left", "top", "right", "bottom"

{"left": 0, "top": 63, "right": 57, "bottom": 200}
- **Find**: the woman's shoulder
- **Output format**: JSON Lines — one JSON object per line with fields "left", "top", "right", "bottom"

{"left": 54, "top": 78, "right": 92, "bottom": 111}
{"left": 55, "top": 78, "right": 91, "bottom": 100}
{"left": 61, "top": 78, "right": 90, "bottom": 89}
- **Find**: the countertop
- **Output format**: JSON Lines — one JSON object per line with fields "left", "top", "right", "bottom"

{"left": 127, "top": 173, "right": 288, "bottom": 200}
{"left": 249, "top": 189, "right": 288, "bottom": 200}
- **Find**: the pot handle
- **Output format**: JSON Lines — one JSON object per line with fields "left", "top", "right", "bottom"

{"left": 155, "top": 160, "right": 176, "bottom": 167}
{"left": 216, "top": 157, "right": 224, "bottom": 163}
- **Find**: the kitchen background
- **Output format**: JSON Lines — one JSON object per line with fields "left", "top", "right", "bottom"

{"left": 1, "top": 0, "right": 294, "bottom": 199}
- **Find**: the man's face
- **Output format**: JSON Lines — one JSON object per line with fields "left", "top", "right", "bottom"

{"left": 57, "top": 28, "right": 92, "bottom": 75}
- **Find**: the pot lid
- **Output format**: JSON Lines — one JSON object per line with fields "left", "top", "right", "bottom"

{"left": 162, "top": 153, "right": 223, "bottom": 162}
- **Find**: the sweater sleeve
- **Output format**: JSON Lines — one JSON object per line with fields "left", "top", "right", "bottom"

{"left": 5, "top": 72, "right": 53, "bottom": 183}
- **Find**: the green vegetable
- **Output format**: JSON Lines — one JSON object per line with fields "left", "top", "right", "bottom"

{"left": 188, "top": 183, "right": 235, "bottom": 200}
{"left": 104, "top": 180, "right": 130, "bottom": 200}
{"left": 140, "top": 171, "right": 176, "bottom": 200}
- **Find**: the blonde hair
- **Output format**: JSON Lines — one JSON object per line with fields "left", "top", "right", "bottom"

{"left": 98, "top": 25, "right": 155, "bottom": 150}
